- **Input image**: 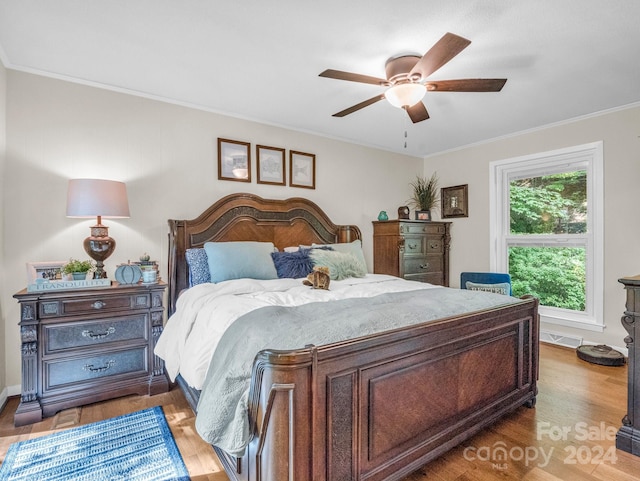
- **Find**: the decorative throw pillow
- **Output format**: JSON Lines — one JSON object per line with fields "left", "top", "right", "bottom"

{"left": 309, "top": 248, "right": 367, "bottom": 281}
{"left": 271, "top": 249, "right": 314, "bottom": 279}
{"left": 311, "top": 239, "right": 367, "bottom": 271}
{"left": 185, "top": 248, "right": 211, "bottom": 286}
{"left": 465, "top": 281, "right": 511, "bottom": 295}
{"left": 203, "top": 241, "right": 278, "bottom": 283}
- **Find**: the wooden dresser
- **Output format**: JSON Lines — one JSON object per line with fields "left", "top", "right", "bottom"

{"left": 13, "top": 282, "right": 169, "bottom": 426}
{"left": 618, "top": 275, "right": 640, "bottom": 456}
{"left": 373, "top": 220, "right": 451, "bottom": 286}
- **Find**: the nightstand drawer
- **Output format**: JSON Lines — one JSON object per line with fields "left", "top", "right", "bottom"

{"left": 404, "top": 257, "right": 443, "bottom": 275}
{"left": 43, "top": 314, "right": 148, "bottom": 354}
{"left": 44, "top": 346, "right": 148, "bottom": 392}
{"left": 39, "top": 293, "right": 151, "bottom": 318}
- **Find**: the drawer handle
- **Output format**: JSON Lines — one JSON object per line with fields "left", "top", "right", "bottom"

{"left": 408, "top": 243, "right": 418, "bottom": 250}
{"left": 419, "top": 263, "right": 430, "bottom": 270}
{"left": 91, "top": 300, "right": 106, "bottom": 310}
{"left": 83, "top": 360, "right": 115, "bottom": 373}
{"left": 82, "top": 327, "right": 116, "bottom": 340}
{"left": 429, "top": 242, "right": 439, "bottom": 249}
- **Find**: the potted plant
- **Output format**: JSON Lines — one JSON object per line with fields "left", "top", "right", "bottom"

{"left": 62, "top": 258, "right": 94, "bottom": 280}
{"left": 409, "top": 172, "right": 439, "bottom": 220}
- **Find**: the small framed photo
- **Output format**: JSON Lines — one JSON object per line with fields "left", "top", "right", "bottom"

{"left": 415, "top": 210, "right": 432, "bottom": 221}
{"left": 441, "top": 184, "right": 469, "bottom": 218}
{"left": 218, "top": 138, "right": 251, "bottom": 182}
{"left": 289, "top": 150, "right": 316, "bottom": 189}
{"left": 27, "top": 261, "right": 66, "bottom": 284}
{"left": 256, "top": 145, "right": 285, "bottom": 185}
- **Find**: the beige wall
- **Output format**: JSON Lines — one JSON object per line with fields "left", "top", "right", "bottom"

{"left": 0, "top": 58, "right": 6, "bottom": 400}
{"left": 425, "top": 105, "right": 640, "bottom": 350}
{"left": 5, "top": 67, "right": 637, "bottom": 395}
{"left": 1, "top": 70, "right": 422, "bottom": 390}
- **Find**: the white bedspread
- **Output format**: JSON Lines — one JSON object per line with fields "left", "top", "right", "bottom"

{"left": 154, "top": 274, "right": 437, "bottom": 390}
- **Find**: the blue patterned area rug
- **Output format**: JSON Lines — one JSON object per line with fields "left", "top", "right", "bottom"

{"left": 0, "top": 406, "right": 189, "bottom": 480}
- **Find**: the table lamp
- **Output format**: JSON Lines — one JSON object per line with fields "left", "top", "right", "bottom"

{"left": 66, "top": 179, "right": 130, "bottom": 279}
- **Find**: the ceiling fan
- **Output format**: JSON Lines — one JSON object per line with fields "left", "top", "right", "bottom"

{"left": 319, "top": 32, "right": 507, "bottom": 123}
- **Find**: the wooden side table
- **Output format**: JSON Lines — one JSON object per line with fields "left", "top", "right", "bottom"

{"left": 13, "top": 281, "right": 169, "bottom": 426}
{"left": 618, "top": 275, "right": 640, "bottom": 456}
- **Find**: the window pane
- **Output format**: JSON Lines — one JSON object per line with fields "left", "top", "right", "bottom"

{"left": 509, "top": 171, "right": 587, "bottom": 234}
{"left": 509, "top": 246, "right": 586, "bottom": 311}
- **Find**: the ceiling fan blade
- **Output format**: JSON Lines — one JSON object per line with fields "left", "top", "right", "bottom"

{"left": 409, "top": 32, "right": 471, "bottom": 80}
{"left": 332, "top": 95, "right": 385, "bottom": 117}
{"left": 319, "top": 69, "right": 388, "bottom": 86}
{"left": 426, "top": 78, "right": 507, "bottom": 92}
{"left": 405, "top": 102, "right": 430, "bottom": 123}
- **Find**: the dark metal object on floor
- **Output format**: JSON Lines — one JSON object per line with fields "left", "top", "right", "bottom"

{"left": 576, "top": 344, "right": 625, "bottom": 366}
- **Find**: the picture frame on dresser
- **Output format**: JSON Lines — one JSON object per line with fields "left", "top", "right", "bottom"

{"left": 289, "top": 150, "right": 316, "bottom": 189}
{"left": 256, "top": 145, "right": 286, "bottom": 185}
{"left": 26, "top": 261, "right": 66, "bottom": 283}
{"left": 218, "top": 138, "right": 251, "bottom": 182}
{"left": 441, "top": 184, "right": 469, "bottom": 218}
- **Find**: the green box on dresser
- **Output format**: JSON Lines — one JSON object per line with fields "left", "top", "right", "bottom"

{"left": 13, "top": 281, "right": 169, "bottom": 426}
{"left": 373, "top": 220, "right": 451, "bottom": 286}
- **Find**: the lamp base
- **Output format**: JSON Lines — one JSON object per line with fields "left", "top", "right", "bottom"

{"left": 84, "top": 224, "right": 116, "bottom": 279}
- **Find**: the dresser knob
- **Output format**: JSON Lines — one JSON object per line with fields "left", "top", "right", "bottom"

{"left": 91, "top": 300, "right": 106, "bottom": 309}
{"left": 419, "top": 263, "right": 430, "bottom": 270}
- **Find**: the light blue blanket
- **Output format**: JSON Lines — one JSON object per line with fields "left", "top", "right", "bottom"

{"left": 194, "top": 287, "right": 521, "bottom": 456}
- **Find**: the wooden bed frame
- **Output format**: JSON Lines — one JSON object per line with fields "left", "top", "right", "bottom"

{"left": 167, "top": 193, "right": 539, "bottom": 481}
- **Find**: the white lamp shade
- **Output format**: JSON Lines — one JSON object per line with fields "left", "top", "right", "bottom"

{"left": 66, "top": 179, "right": 130, "bottom": 218}
{"left": 384, "top": 83, "right": 427, "bottom": 108}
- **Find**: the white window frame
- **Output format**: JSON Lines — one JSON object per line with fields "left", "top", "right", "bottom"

{"left": 489, "top": 141, "right": 604, "bottom": 331}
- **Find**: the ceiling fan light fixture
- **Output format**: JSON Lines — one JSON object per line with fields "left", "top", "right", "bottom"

{"left": 384, "top": 83, "right": 426, "bottom": 108}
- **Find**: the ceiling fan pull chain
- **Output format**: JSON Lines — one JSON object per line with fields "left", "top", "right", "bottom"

{"left": 403, "top": 116, "right": 408, "bottom": 149}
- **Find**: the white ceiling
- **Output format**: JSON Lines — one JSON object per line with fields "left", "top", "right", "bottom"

{"left": 1, "top": 1, "right": 639, "bottom": 157}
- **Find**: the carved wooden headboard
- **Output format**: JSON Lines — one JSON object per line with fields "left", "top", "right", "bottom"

{"left": 167, "top": 193, "right": 362, "bottom": 315}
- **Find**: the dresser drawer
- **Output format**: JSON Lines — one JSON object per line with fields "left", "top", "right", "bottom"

{"left": 399, "top": 222, "right": 447, "bottom": 235}
{"left": 43, "top": 314, "right": 148, "bottom": 354}
{"left": 426, "top": 237, "right": 444, "bottom": 254}
{"left": 405, "top": 272, "right": 445, "bottom": 285}
{"left": 39, "top": 293, "right": 151, "bottom": 318}
{"left": 43, "top": 346, "right": 148, "bottom": 392}
{"left": 403, "top": 236, "right": 425, "bottom": 256}
{"left": 404, "top": 256, "right": 443, "bottom": 275}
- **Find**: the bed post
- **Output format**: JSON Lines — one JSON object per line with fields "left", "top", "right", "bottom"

{"left": 337, "top": 225, "right": 362, "bottom": 244}
{"left": 245, "top": 348, "right": 316, "bottom": 481}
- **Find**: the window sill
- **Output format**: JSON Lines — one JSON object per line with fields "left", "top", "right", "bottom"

{"left": 540, "top": 312, "right": 605, "bottom": 332}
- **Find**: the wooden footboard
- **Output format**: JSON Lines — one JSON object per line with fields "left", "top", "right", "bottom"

{"left": 210, "top": 296, "right": 538, "bottom": 481}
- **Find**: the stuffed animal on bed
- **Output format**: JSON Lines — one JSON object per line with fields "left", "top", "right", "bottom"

{"left": 303, "top": 266, "right": 331, "bottom": 290}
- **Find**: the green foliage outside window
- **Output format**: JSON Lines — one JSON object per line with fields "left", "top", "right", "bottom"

{"left": 509, "top": 247, "right": 586, "bottom": 311}
{"left": 508, "top": 171, "right": 587, "bottom": 311}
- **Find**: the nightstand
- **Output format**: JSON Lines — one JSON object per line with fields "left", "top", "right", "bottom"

{"left": 13, "top": 282, "right": 169, "bottom": 426}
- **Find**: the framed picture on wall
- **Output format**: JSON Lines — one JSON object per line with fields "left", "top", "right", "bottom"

{"left": 441, "top": 184, "right": 469, "bottom": 218}
{"left": 218, "top": 138, "right": 251, "bottom": 182}
{"left": 256, "top": 145, "right": 286, "bottom": 185}
{"left": 289, "top": 150, "right": 316, "bottom": 189}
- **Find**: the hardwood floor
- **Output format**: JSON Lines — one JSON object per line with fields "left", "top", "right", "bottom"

{"left": 1, "top": 343, "right": 639, "bottom": 480}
